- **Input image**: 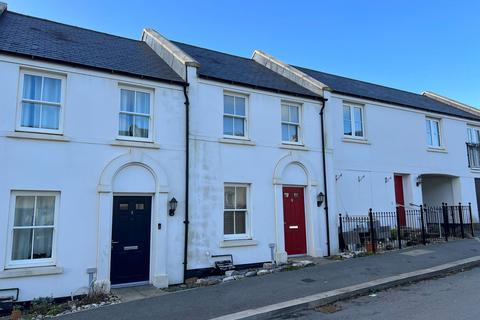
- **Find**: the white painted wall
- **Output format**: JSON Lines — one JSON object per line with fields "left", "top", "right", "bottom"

{"left": 186, "top": 66, "right": 329, "bottom": 270}
{"left": 324, "top": 91, "right": 480, "bottom": 234}
{"left": 0, "top": 55, "right": 186, "bottom": 301}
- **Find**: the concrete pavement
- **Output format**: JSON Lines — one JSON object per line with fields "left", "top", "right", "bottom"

{"left": 58, "top": 239, "right": 480, "bottom": 320}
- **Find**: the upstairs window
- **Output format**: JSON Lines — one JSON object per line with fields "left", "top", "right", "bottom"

{"left": 224, "top": 184, "right": 249, "bottom": 239}
{"left": 426, "top": 118, "right": 441, "bottom": 147}
{"left": 223, "top": 94, "right": 247, "bottom": 137}
{"left": 282, "top": 102, "right": 301, "bottom": 143}
{"left": 8, "top": 192, "right": 59, "bottom": 267}
{"left": 467, "top": 127, "right": 480, "bottom": 144}
{"left": 343, "top": 103, "right": 364, "bottom": 138}
{"left": 18, "top": 71, "right": 64, "bottom": 133}
{"left": 118, "top": 88, "right": 152, "bottom": 140}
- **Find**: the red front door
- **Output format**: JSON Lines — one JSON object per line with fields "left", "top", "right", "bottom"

{"left": 394, "top": 175, "right": 406, "bottom": 226}
{"left": 283, "top": 187, "right": 307, "bottom": 255}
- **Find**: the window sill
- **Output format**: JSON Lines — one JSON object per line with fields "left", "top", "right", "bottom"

{"left": 7, "top": 131, "right": 70, "bottom": 142}
{"left": 342, "top": 137, "right": 370, "bottom": 145}
{"left": 219, "top": 239, "right": 258, "bottom": 248}
{"left": 111, "top": 140, "right": 160, "bottom": 149}
{"left": 0, "top": 266, "right": 63, "bottom": 279}
{"left": 279, "top": 143, "right": 309, "bottom": 151}
{"left": 427, "top": 147, "right": 447, "bottom": 153}
{"left": 219, "top": 138, "right": 256, "bottom": 146}
{"left": 469, "top": 167, "right": 480, "bottom": 173}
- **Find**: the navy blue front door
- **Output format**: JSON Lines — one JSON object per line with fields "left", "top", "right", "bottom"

{"left": 111, "top": 196, "right": 152, "bottom": 285}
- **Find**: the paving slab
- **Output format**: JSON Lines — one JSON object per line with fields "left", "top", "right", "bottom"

{"left": 58, "top": 239, "right": 480, "bottom": 320}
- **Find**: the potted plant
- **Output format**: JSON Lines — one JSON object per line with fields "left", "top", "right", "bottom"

{"left": 11, "top": 305, "right": 22, "bottom": 320}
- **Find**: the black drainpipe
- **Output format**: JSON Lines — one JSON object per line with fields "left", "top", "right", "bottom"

{"left": 182, "top": 69, "right": 190, "bottom": 282}
{"left": 320, "top": 98, "right": 330, "bottom": 256}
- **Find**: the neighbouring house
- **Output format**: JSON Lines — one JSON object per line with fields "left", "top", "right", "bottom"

{"left": 254, "top": 51, "right": 480, "bottom": 221}
{"left": 1, "top": 4, "right": 480, "bottom": 302}
{"left": 0, "top": 7, "right": 188, "bottom": 301}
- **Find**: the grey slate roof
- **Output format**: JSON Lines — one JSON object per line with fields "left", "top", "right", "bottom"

{"left": 296, "top": 66, "right": 480, "bottom": 121}
{"left": 0, "top": 11, "right": 185, "bottom": 85}
{"left": 172, "top": 41, "right": 321, "bottom": 100}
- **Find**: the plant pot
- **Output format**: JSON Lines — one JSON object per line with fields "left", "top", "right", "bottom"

{"left": 366, "top": 242, "right": 376, "bottom": 253}
{"left": 11, "top": 309, "right": 22, "bottom": 320}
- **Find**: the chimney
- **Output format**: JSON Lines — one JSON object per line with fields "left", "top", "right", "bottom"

{"left": 0, "top": 2, "right": 7, "bottom": 15}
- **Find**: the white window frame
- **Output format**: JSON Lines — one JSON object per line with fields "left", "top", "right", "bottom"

{"left": 223, "top": 183, "right": 251, "bottom": 240}
{"left": 426, "top": 117, "right": 442, "bottom": 148}
{"left": 343, "top": 102, "right": 365, "bottom": 139}
{"left": 281, "top": 101, "right": 303, "bottom": 145}
{"left": 16, "top": 69, "right": 66, "bottom": 135}
{"left": 6, "top": 191, "right": 60, "bottom": 268}
{"left": 117, "top": 85, "right": 154, "bottom": 142}
{"left": 223, "top": 92, "right": 249, "bottom": 140}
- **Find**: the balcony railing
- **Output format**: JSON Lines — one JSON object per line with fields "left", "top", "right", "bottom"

{"left": 467, "top": 143, "right": 480, "bottom": 168}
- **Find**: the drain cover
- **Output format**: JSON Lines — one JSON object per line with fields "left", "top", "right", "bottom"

{"left": 301, "top": 278, "right": 315, "bottom": 283}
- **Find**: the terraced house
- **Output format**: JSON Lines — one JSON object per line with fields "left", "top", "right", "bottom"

{"left": 1, "top": 4, "right": 479, "bottom": 301}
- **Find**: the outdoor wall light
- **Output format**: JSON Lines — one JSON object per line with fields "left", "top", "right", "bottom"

{"left": 317, "top": 192, "right": 325, "bottom": 207}
{"left": 416, "top": 176, "right": 423, "bottom": 187}
{"left": 169, "top": 197, "right": 178, "bottom": 216}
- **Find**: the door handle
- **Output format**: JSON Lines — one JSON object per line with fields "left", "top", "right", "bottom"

{"left": 289, "top": 225, "right": 299, "bottom": 229}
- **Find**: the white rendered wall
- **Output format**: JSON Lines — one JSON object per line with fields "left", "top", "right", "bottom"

{"left": 0, "top": 55, "right": 186, "bottom": 301}
{"left": 186, "top": 66, "right": 329, "bottom": 270}
{"left": 324, "top": 91, "right": 480, "bottom": 232}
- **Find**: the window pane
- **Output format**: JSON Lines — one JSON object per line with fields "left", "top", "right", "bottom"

{"left": 12, "top": 229, "right": 32, "bottom": 260}
{"left": 432, "top": 121, "right": 440, "bottom": 146}
{"left": 32, "top": 228, "right": 53, "bottom": 259}
{"left": 42, "top": 77, "right": 61, "bottom": 103}
{"left": 40, "top": 105, "right": 60, "bottom": 129}
{"left": 119, "top": 113, "right": 134, "bottom": 136}
{"left": 224, "top": 95, "right": 234, "bottom": 114}
{"left": 134, "top": 115, "right": 149, "bottom": 138}
{"left": 354, "top": 107, "right": 363, "bottom": 136}
{"left": 35, "top": 196, "right": 55, "bottom": 226}
{"left": 233, "top": 118, "right": 245, "bottom": 136}
{"left": 136, "top": 92, "right": 150, "bottom": 114}
{"left": 343, "top": 106, "right": 352, "bottom": 136}
{"left": 224, "top": 212, "right": 234, "bottom": 234}
{"left": 236, "top": 187, "right": 247, "bottom": 209}
{"left": 223, "top": 116, "right": 234, "bottom": 136}
{"left": 467, "top": 128, "right": 473, "bottom": 143}
{"left": 120, "top": 89, "right": 135, "bottom": 112}
{"left": 282, "top": 124, "right": 289, "bottom": 141}
{"left": 23, "top": 74, "right": 42, "bottom": 100}
{"left": 224, "top": 187, "right": 235, "bottom": 209}
{"left": 234, "top": 211, "right": 246, "bottom": 234}
{"left": 21, "top": 103, "right": 41, "bottom": 128}
{"left": 289, "top": 124, "right": 298, "bottom": 142}
{"left": 235, "top": 97, "right": 245, "bottom": 116}
{"left": 290, "top": 106, "right": 299, "bottom": 123}
{"left": 426, "top": 120, "right": 433, "bottom": 145}
{"left": 281, "top": 105, "right": 289, "bottom": 122}
{"left": 14, "top": 196, "right": 35, "bottom": 226}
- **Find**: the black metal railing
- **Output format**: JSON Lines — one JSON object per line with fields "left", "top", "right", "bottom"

{"left": 339, "top": 203, "right": 475, "bottom": 253}
{"left": 467, "top": 143, "right": 480, "bottom": 168}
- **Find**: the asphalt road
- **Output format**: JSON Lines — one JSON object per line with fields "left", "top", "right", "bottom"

{"left": 279, "top": 267, "right": 480, "bottom": 320}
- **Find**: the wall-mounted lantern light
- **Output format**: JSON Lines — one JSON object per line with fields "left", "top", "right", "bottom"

{"left": 169, "top": 197, "right": 178, "bottom": 216}
{"left": 416, "top": 176, "right": 422, "bottom": 187}
{"left": 317, "top": 192, "right": 325, "bottom": 207}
